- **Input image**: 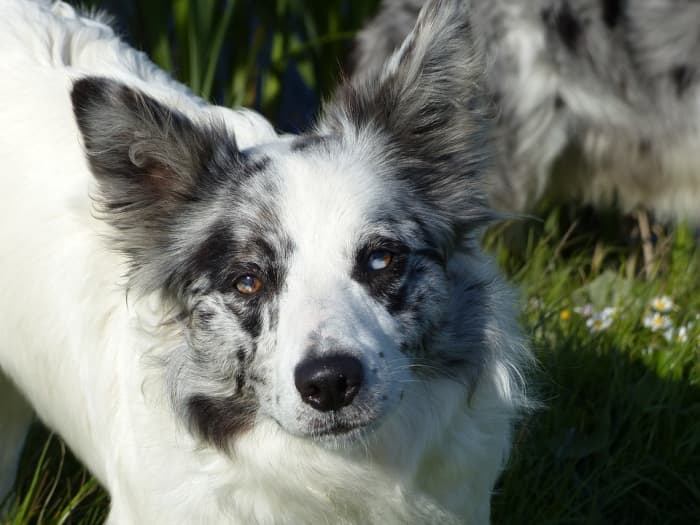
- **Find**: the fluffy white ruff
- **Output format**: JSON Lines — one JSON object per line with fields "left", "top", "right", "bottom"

{"left": 0, "top": 1, "right": 528, "bottom": 523}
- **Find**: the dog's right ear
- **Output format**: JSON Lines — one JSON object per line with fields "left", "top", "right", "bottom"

{"left": 71, "top": 77, "right": 241, "bottom": 292}
{"left": 322, "top": 0, "right": 493, "bottom": 249}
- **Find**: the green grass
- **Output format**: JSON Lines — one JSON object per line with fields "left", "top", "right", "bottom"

{"left": 488, "top": 214, "right": 700, "bottom": 524}
{"left": 3, "top": 428, "right": 108, "bottom": 524}
{"left": 96, "top": 0, "right": 380, "bottom": 126}
{"left": 3, "top": 1, "right": 700, "bottom": 523}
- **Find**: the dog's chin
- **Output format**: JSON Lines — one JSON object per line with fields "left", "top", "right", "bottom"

{"left": 306, "top": 417, "right": 379, "bottom": 448}
{"left": 277, "top": 413, "right": 383, "bottom": 448}
{"left": 270, "top": 395, "right": 398, "bottom": 448}
{"left": 311, "top": 416, "right": 374, "bottom": 437}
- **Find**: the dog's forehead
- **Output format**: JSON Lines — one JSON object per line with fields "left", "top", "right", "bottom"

{"left": 257, "top": 140, "right": 395, "bottom": 258}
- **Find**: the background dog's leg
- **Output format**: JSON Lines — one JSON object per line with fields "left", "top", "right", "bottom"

{"left": 636, "top": 209, "right": 655, "bottom": 278}
{"left": 0, "top": 372, "right": 34, "bottom": 505}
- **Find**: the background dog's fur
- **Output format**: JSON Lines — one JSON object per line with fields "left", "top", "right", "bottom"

{"left": 0, "top": 0, "right": 529, "bottom": 523}
{"left": 353, "top": 0, "right": 700, "bottom": 223}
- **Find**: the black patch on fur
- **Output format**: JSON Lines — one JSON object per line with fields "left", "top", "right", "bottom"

{"left": 290, "top": 134, "right": 328, "bottom": 152}
{"left": 225, "top": 300, "right": 264, "bottom": 339}
{"left": 71, "top": 76, "right": 254, "bottom": 295}
{"left": 554, "top": 94, "right": 566, "bottom": 110}
{"left": 671, "top": 65, "right": 694, "bottom": 97}
{"left": 234, "top": 370, "right": 246, "bottom": 393}
{"left": 489, "top": 91, "right": 503, "bottom": 111}
{"left": 186, "top": 394, "right": 257, "bottom": 449}
{"left": 352, "top": 239, "right": 410, "bottom": 314}
{"left": 601, "top": 0, "right": 625, "bottom": 29}
{"left": 542, "top": 3, "right": 582, "bottom": 52}
{"left": 555, "top": 2, "right": 583, "bottom": 52}
{"left": 639, "top": 139, "right": 652, "bottom": 155}
{"left": 249, "top": 373, "right": 267, "bottom": 386}
{"left": 440, "top": 358, "right": 466, "bottom": 367}
{"left": 540, "top": 7, "right": 553, "bottom": 23}
{"left": 194, "top": 308, "right": 215, "bottom": 326}
{"left": 238, "top": 154, "right": 271, "bottom": 182}
{"left": 414, "top": 247, "right": 445, "bottom": 267}
{"left": 180, "top": 224, "right": 292, "bottom": 339}
{"left": 188, "top": 223, "right": 237, "bottom": 290}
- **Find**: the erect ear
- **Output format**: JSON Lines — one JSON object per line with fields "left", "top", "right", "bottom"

{"left": 323, "top": 0, "right": 494, "bottom": 243}
{"left": 71, "top": 76, "right": 236, "bottom": 210}
{"left": 71, "top": 77, "right": 240, "bottom": 292}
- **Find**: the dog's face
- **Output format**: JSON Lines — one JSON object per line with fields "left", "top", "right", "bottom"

{"left": 176, "top": 142, "right": 457, "bottom": 443}
{"left": 71, "top": 0, "right": 491, "bottom": 449}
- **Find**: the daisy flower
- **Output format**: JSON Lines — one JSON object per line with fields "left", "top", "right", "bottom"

{"left": 643, "top": 312, "right": 672, "bottom": 332}
{"left": 600, "top": 307, "right": 617, "bottom": 318}
{"left": 586, "top": 308, "right": 615, "bottom": 332}
{"left": 664, "top": 326, "right": 689, "bottom": 344}
{"left": 650, "top": 296, "right": 674, "bottom": 314}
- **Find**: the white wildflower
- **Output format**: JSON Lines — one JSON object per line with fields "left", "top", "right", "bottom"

{"left": 664, "top": 326, "right": 689, "bottom": 344}
{"left": 643, "top": 312, "right": 672, "bottom": 332}
{"left": 586, "top": 310, "right": 614, "bottom": 332}
{"left": 600, "top": 307, "right": 617, "bottom": 318}
{"left": 650, "top": 296, "right": 674, "bottom": 314}
{"left": 677, "top": 325, "right": 688, "bottom": 343}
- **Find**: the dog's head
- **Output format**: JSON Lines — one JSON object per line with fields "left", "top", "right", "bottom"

{"left": 71, "top": 0, "right": 496, "bottom": 449}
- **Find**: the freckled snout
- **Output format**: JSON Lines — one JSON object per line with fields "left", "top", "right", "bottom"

{"left": 294, "top": 355, "right": 364, "bottom": 412}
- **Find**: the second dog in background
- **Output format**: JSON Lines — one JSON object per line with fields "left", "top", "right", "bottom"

{"left": 353, "top": 0, "right": 700, "bottom": 224}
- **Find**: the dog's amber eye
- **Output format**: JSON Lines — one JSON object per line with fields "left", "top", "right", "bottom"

{"left": 367, "top": 250, "right": 393, "bottom": 271}
{"left": 235, "top": 275, "right": 263, "bottom": 295}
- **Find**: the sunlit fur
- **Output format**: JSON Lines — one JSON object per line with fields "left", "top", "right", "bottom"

{"left": 0, "top": 1, "right": 530, "bottom": 523}
{"left": 354, "top": 0, "right": 700, "bottom": 223}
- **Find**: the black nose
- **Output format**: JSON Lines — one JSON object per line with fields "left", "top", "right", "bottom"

{"left": 294, "top": 354, "right": 364, "bottom": 412}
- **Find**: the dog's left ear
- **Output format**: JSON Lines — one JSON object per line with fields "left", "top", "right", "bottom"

{"left": 322, "top": 0, "right": 493, "bottom": 243}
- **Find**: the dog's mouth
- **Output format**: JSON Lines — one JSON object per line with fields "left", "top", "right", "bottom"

{"left": 269, "top": 383, "right": 398, "bottom": 444}
{"left": 305, "top": 413, "right": 381, "bottom": 443}
{"left": 310, "top": 420, "right": 366, "bottom": 437}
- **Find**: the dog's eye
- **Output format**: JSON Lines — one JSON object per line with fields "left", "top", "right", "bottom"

{"left": 367, "top": 250, "right": 393, "bottom": 272}
{"left": 235, "top": 274, "right": 263, "bottom": 295}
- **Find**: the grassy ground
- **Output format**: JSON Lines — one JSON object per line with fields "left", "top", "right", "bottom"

{"left": 3, "top": 1, "right": 700, "bottom": 523}
{"left": 489, "top": 214, "right": 700, "bottom": 524}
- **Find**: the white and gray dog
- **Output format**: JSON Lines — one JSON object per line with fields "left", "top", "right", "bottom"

{"left": 354, "top": 0, "right": 700, "bottom": 223}
{"left": 0, "top": 0, "right": 530, "bottom": 523}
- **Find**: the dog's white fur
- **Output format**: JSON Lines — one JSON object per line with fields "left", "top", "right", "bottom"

{"left": 0, "top": 1, "right": 528, "bottom": 523}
